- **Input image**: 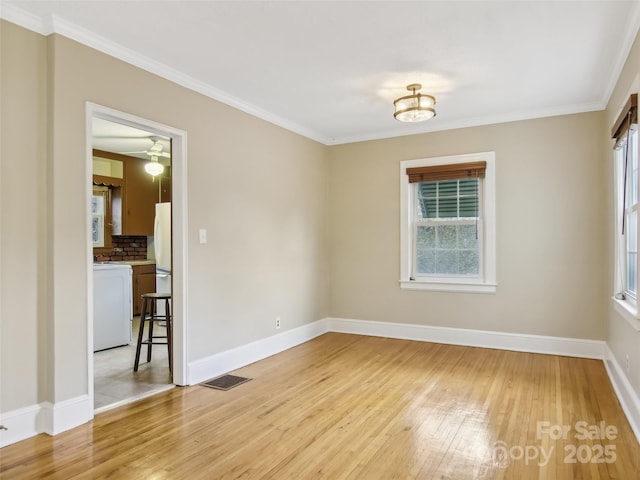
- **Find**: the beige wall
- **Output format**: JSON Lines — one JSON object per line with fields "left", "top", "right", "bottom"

{"left": 605, "top": 29, "right": 640, "bottom": 399}
{"left": 1, "top": 21, "right": 48, "bottom": 411}
{"left": 328, "top": 112, "right": 607, "bottom": 340}
{"left": 1, "top": 20, "right": 329, "bottom": 411}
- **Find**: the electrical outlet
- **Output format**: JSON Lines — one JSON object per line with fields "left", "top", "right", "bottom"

{"left": 276, "top": 317, "right": 281, "bottom": 329}
{"left": 626, "top": 354, "right": 630, "bottom": 373}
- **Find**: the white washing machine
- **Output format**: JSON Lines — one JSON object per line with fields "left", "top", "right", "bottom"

{"left": 93, "top": 263, "right": 132, "bottom": 351}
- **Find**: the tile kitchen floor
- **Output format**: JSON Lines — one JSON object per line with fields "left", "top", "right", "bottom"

{"left": 93, "top": 316, "right": 173, "bottom": 411}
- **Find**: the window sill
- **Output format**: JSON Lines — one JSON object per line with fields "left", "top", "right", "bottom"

{"left": 612, "top": 296, "right": 640, "bottom": 331}
{"left": 400, "top": 279, "right": 497, "bottom": 294}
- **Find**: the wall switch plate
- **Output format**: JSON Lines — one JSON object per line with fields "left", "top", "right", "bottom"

{"left": 199, "top": 229, "right": 207, "bottom": 244}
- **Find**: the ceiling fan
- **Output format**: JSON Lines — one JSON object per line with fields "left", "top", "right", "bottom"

{"left": 123, "top": 136, "right": 171, "bottom": 159}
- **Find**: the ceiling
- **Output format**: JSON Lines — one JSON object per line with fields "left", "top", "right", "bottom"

{"left": 4, "top": 1, "right": 640, "bottom": 146}
{"left": 92, "top": 117, "right": 171, "bottom": 163}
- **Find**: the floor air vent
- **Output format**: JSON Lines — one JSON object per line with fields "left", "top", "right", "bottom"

{"left": 200, "top": 374, "right": 252, "bottom": 391}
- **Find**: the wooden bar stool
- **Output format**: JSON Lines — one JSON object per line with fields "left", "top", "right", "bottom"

{"left": 133, "top": 292, "right": 172, "bottom": 373}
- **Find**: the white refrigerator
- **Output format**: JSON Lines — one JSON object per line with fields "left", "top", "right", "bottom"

{"left": 154, "top": 202, "right": 172, "bottom": 314}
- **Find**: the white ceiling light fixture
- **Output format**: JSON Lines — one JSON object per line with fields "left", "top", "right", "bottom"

{"left": 130, "top": 137, "right": 167, "bottom": 177}
{"left": 393, "top": 83, "right": 436, "bottom": 123}
{"left": 144, "top": 155, "right": 165, "bottom": 176}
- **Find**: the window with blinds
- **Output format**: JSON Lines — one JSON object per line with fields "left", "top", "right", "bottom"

{"left": 613, "top": 93, "right": 639, "bottom": 311}
{"left": 400, "top": 153, "right": 496, "bottom": 293}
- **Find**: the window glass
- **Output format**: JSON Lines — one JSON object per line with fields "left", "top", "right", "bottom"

{"left": 632, "top": 129, "right": 638, "bottom": 205}
{"left": 626, "top": 200, "right": 638, "bottom": 297}
{"left": 414, "top": 179, "right": 480, "bottom": 277}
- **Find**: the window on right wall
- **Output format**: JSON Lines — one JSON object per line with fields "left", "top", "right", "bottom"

{"left": 400, "top": 152, "right": 496, "bottom": 293}
{"left": 612, "top": 93, "right": 640, "bottom": 329}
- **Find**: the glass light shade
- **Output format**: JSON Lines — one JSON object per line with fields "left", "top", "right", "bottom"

{"left": 144, "top": 160, "right": 165, "bottom": 176}
{"left": 394, "top": 93, "right": 436, "bottom": 123}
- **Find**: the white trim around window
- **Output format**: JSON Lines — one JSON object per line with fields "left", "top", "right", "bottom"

{"left": 399, "top": 152, "right": 497, "bottom": 293}
{"left": 612, "top": 113, "right": 640, "bottom": 330}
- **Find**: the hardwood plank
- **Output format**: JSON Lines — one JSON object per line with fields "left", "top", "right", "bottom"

{"left": 1, "top": 333, "right": 639, "bottom": 479}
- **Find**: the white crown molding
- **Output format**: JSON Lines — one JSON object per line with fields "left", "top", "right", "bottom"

{"left": 0, "top": 2, "right": 52, "bottom": 34}
{"left": 602, "top": 0, "right": 640, "bottom": 109}
{"left": 329, "top": 101, "right": 606, "bottom": 146}
{"left": 0, "top": 6, "right": 331, "bottom": 145}
{"left": 47, "top": 15, "right": 331, "bottom": 145}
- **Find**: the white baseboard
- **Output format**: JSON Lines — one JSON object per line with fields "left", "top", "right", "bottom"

{"left": 187, "top": 319, "right": 329, "bottom": 385}
{"left": 0, "top": 404, "right": 43, "bottom": 448}
{"left": 187, "top": 317, "right": 607, "bottom": 386}
{"left": 0, "top": 394, "right": 91, "bottom": 447}
{"left": 603, "top": 345, "right": 640, "bottom": 444}
{"left": 5, "top": 317, "right": 636, "bottom": 448}
{"left": 327, "top": 317, "right": 606, "bottom": 359}
{"left": 41, "top": 395, "right": 92, "bottom": 436}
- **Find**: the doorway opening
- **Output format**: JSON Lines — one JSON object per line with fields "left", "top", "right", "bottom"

{"left": 86, "top": 103, "right": 187, "bottom": 414}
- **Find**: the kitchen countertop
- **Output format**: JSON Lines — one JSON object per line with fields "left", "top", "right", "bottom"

{"left": 94, "top": 259, "right": 156, "bottom": 266}
{"left": 93, "top": 263, "right": 132, "bottom": 271}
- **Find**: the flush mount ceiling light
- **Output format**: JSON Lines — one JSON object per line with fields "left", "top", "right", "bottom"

{"left": 393, "top": 83, "right": 436, "bottom": 122}
{"left": 144, "top": 155, "right": 165, "bottom": 176}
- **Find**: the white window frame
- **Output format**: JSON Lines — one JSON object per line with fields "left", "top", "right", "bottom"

{"left": 613, "top": 124, "right": 640, "bottom": 331}
{"left": 400, "top": 152, "right": 496, "bottom": 293}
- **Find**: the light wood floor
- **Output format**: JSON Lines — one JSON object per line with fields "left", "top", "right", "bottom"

{"left": 2, "top": 333, "right": 639, "bottom": 479}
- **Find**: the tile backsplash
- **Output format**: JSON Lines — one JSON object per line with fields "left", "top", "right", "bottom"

{"left": 94, "top": 236, "right": 148, "bottom": 262}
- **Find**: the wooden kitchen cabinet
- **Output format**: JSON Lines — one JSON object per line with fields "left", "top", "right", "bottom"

{"left": 123, "top": 156, "right": 159, "bottom": 236}
{"left": 93, "top": 149, "right": 160, "bottom": 236}
{"left": 132, "top": 264, "right": 156, "bottom": 316}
